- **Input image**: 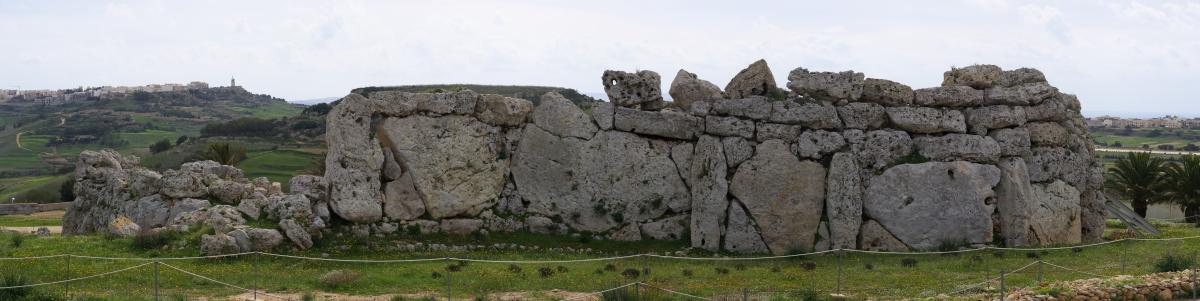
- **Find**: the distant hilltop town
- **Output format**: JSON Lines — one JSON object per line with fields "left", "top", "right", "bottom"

{"left": 0, "top": 78, "right": 239, "bottom": 105}
{"left": 1086, "top": 115, "right": 1200, "bottom": 129}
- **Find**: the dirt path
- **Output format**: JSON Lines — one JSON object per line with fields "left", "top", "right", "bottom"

{"left": 0, "top": 226, "right": 61, "bottom": 234}
{"left": 1096, "top": 147, "right": 1199, "bottom": 156}
{"left": 15, "top": 131, "right": 32, "bottom": 151}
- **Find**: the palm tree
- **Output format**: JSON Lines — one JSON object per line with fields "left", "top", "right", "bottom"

{"left": 1166, "top": 155, "right": 1200, "bottom": 223}
{"left": 1106, "top": 152, "right": 1169, "bottom": 217}
{"left": 198, "top": 142, "right": 246, "bottom": 166}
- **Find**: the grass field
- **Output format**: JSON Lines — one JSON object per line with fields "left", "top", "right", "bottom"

{"left": 236, "top": 149, "right": 321, "bottom": 185}
{"left": 0, "top": 175, "right": 67, "bottom": 203}
{"left": 0, "top": 211, "right": 65, "bottom": 227}
{"left": 0, "top": 218, "right": 1197, "bottom": 300}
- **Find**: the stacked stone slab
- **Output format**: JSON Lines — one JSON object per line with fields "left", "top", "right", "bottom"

{"left": 308, "top": 62, "right": 1105, "bottom": 254}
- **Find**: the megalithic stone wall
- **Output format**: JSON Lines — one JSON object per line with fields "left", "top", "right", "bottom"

{"left": 323, "top": 62, "right": 1106, "bottom": 254}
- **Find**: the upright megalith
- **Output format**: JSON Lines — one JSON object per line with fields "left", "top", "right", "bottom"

{"left": 325, "top": 93, "right": 384, "bottom": 223}
{"left": 731, "top": 140, "right": 826, "bottom": 255}
{"left": 689, "top": 135, "right": 728, "bottom": 251}
{"left": 864, "top": 161, "right": 1001, "bottom": 250}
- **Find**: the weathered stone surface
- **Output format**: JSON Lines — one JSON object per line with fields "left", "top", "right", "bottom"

{"left": 721, "top": 136, "right": 754, "bottom": 168}
{"left": 200, "top": 233, "right": 240, "bottom": 255}
{"left": 612, "top": 107, "right": 703, "bottom": 140}
{"left": 474, "top": 94, "right": 533, "bottom": 127}
{"left": 985, "top": 82, "right": 1057, "bottom": 106}
{"left": 1024, "top": 147, "right": 1087, "bottom": 187}
{"left": 965, "top": 105, "right": 1026, "bottom": 135}
{"left": 704, "top": 115, "right": 754, "bottom": 138}
{"left": 858, "top": 220, "right": 909, "bottom": 251}
{"left": 669, "top": 69, "right": 723, "bottom": 110}
{"left": 860, "top": 78, "right": 914, "bottom": 106}
{"left": 159, "top": 169, "right": 208, "bottom": 199}
{"left": 886, "top": 107, "right": 966, "bottom": 134}
{"left": 206, "top": 205, "right": 245, "bottom": 233}
{"left": 755, "top": 123, "right": 802, "bottom": 143}
{"left": 815, "top": 222, "right": 831, "bottom": 251}
{"left": 731, "top": 140, "right": 826, "bottom": 254}
{"left": 794, "top": 130, "right": 846, "bottom": 159}
{"left": 289, "top": 175, "right": 327, "bottom": 203}
{"left": 786, "top": 68, "right": 864, "bottom": 100}
{"left": 711, "top": 97, "right": 771, "bottom": 120}
{"left": 689, "top": 135, "right": 728, "bottom": 251}
{"left": 440, "top": 219, "right": 484, "bottom": 235}
{"left": 914, "top": 86, "right": 984, "bottom": 107}
{"left": 837, "top": 102, "right": 886, "bottom": 130}
{"left": 989, "top": 128, "right": 1032, "bottom": 157}
{"left": 1028, "top": 180, "right": 1082, "bottom": 245}
{"left": 994, "top": 158, "right": 1034, "bottom": 247}
{"left": 724, "top": 202, "right": 770, "bottom": 254}
{"left": 769, "top": 101, "right": 842, "bottom": 129}
{"left": 381, "top": 115, "right": 507, "bottom": 218}
{"left": 1026, "top": 122, "right": 1069, "bottom": 147}
{"left": 725, "top": 59, "right": 778, "bottom": 99}
{"left": 996, "top": 68, "right": 1046, "bottom": 87}
{"left": 280, "top": 218, "right": 313, "bottom": 249}
{"left": 1080, "top": 188, "right": 1107, "bottom": 242}
{"left": 125, "top": 195, "right": 170, "bottom": 229}
{"left": 532, "top": 92, "right": 598, "bottom": 139}
{"left": 670, "top": 143, "right": 693, "bottom": 194}
{"left": 850, "top": 130, "right": 913, "bottom": 169}
{"left": 603, "top": 70, "right": 664, "bottom": 109}
{"left": 592, "top": 101, "right": 614, "bottom": 130}
{"left": 942, "top": 65, "right": 1002, "bottom": 89}
{"left": 382, "top": 173, "right": 425, "bottom": 220}
{"left": 244, "top": 228, "right": 285, "bottom": 251}
{"left": 640, "top": 215, "right": 688, "bottom": 240}
{"left": 128, "top": 169, "right": 161, "bottom": 199}
{"left": 826, "top": 153, "right": 863, "bottom": 250}
{"left": 864, "top": 161, "right": 1001, "bottom": 250}
{"left": 370, "top": 90, "right": 479, "bottom": 116}
{"left": 382, "top": 148, "right": 404, "bottom": 181}
{"left": 108, "top": 215, "right": 140, "bottom": 237}
{"left": 526, "top": 216, "right": 567, "bottom": 235}
{"left": 913, "top": 134, "right": 1001, "bottom": 163}
{"left": 609, "top": 223, "right": 642, "bottom": 241}
{"left": 326, "top": 93, "right": 384, "bottom": 223}
{"left": 208, "top": 179, "right": 251, "bottom": 205}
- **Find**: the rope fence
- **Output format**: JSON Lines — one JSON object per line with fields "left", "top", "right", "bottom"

{"left": 0, "top": 234, "right": 1198, "bottom": 300}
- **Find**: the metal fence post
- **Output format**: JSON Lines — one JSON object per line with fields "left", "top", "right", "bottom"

{"left": 445, "top": 259, "right": 451, "bottom": 301}
{"left": 999, "top": 270, "right": 1006, "bottom": 301}
{"left": 1036, "top": 260, "right": 1044, "bottom": 286}
{"left": 836, "top": 249, "right": 844, "bottom": 295}
{"left": 1121, "top": 239, "right": 1128, "bottom": 275}
{"left": 65, "top": 254, "right": 71, "bottom": 299}
{"left": 153, "top": 261, "right": 160, "bottom": 301}
{"left": 1192, "top": 253, "right": 1197, "bottom": 300}
{"left": 742, "top": 287, "right": 748, "bottom": 301}
{"left": 253, "top": 252, "right": 260, "bottom": 301}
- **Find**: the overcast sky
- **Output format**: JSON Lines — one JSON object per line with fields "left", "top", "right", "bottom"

{"left": 1, "top": 0, "right": 1197, "bottom": 116}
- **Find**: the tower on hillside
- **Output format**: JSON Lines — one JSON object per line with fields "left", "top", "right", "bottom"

{"left": 231, "top": 77, "right": 237, "bottom": 88}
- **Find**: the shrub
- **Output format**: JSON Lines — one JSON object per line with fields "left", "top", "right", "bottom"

{"left": 131, "top": 230, "right": 180, "bottom": 251}
{"left": 934, "top": 239, "right": 970, "bottom": 252}
{"left": 302, "top": 292, "right": 316, "bottom": 301}
{"left": 431, "top": 272, "right": 442, "bottom": 279}
{"left": 318, "top": 270, "right": 361, "bottom": 289}
{"left": 538, "top": 267, "right": 554, "bottom": 278}
{"left": 59, "top": 177, "right": 75, "bottom": 202}
{"left": 9, "top": 235, "right": 24, "bottom": 248}
{"left": 801, "top": 262, "right": 817, "bottom": 271}
{"left": 556, "top": 266, "right": 568, "bottom": 273}
{"left": 604, "top": 263, "right": 618, "bottom": 272}
{"left": 1154, "top": 253, "right": 1192, "bottom": 273}
{"left": 620, "top": 268, "right": 640, "bottom": 278}
{"left": 196, "top": 142, "right": 247, "bottom": 165}
{"left": 681, "top": 269, "right": 694, "bottom": 277}
{"left": 507, "top": 264, "right": 521, "bottom": 274}
{"left": 771, "top": 265, "right": 782, "bottom": 273}
{"left": 714, "top": 267, "right": 730, "bottom": 275}
{"left": 901, "top": 258, "right": 918, "bottom": 268}
{"left": 1025, "top": 251, "right": 1040, "bottom": 259}
{"left": 788, "top": 288, "right": 825, "bottom": 301}
{"left": 1071, "top": 247, "right": 1083, "bottom": 253}
{"left": 864, "top": 263, "right": 874, "bottom": 270}
{"left": 735, "top": 263, "right": 747, "bottom": 271}
{"left": 0, "top": 275, "right": 32, "bottom": 300}
{"left": 445, "top": 264, "right": 462, "bottom": 272}
{"left": 149, "top": 138, "right": 172, "bottom": 154}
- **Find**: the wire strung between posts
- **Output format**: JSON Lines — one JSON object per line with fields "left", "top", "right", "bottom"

{"left": 452, "top": 253, "right": 646, "bottom": 264}
{"left": 260, "top": 252, "right": 447, "bottom": 263}
{"left": 68, "top": 252, "right": 257, "bottom": 261}
{"left": 0, "top": 254, "right": 67, "bottom": 260}
{"left": 944, "top": 260, "right": 1041, "bottom": 296}
{"left": 646, "top": 249, "right": 839, "bottom": 260}
{"left": 1041, "top": 260, "right": 1109, "bottom": 278}
{"left": 638, "top": 282, "right": 713, "bottom": 300}
{"left": 0, "top": 262, "right": 151, "bottom": 289}
{"left": 1147, "top": 215, "right": 1200, "bottom": 222}
{"left": 556, "top": 282, "right": 640, "bottom": 301}
{"left": 158, "top": 261, "right": 291, "bottom": 300}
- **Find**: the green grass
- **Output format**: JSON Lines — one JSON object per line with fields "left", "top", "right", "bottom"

{"left": 0, "top": 214, "right": 63, "bottom": 227}
{"left": 236, "top": 149, "right": 320, "bottom": 184}
{"left": 228, "top": 102, "right": 304, "bottom": 119}
{"left": 0, "top": 175, "right": 66, "bottom": 203}
{"left": 0, "top": 221, "right": 1198, "bottom": 300}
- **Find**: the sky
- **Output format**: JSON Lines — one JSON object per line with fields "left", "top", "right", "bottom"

{"left": 1, "top": 0, "right": 1198, "bottom": 117}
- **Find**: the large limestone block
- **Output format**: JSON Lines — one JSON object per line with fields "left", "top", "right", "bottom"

{"left": 669, "top": 69, "right": 723, "bottom": 110}
{"left": 786, "top": 68, "right": 865, "bottom": 100}
{"left": 996, "top": 68, "right": 1046, "bottom": 87}
{"left": 369, "top": 90, "right": 479, "bottom": 116}
{"left": 382, "top": 173, "right": 425, "bottom": 220}
{"left": 612, "top": 107, "right": 703, "bottom": 140}
{"left": 755, "top": 123, "right": 802, "bottom": 143}
{"left": 325, "top": 93, "right": 384, "bottom": 223}
{"left": 721, "top": 136, "right": 755, "bottom": 168}
{"left": 1028, "top": 180, "right": 1082, "bottom": 245}
{"left": 380, "top": 115, "right": 507, "bottom": 218}
{"left": 159, "top": 170, "right": 208, "bottom": 199}
{"left": 913, "top": 134, "right": 1001, "bottom": 163}
{"left": 704, "top": 115, "right": 754, "bottom": 138}
{"left": 793, "top": 130, "right": 846, "bottom": 159}
{"left": 863, "top": 161, "right": 1001, "bottom": 250}
{"left": 640, "top": 215, "right": 688, "bottom": 240}
{"left": 994, "top": 158, "right": 1034, "bottom": 247}
{"left": 533, "top": 92, "right": 598, "bottom": 139}
{"left": 985, "top": 82, "right": 1058, "bottom": 106}
{"left": 914, "top": 86, "right": 984, "bottom": 107}
{"left": 1025, "top": 122, "right": 1069, "bottom": 147}
{"left": 474, "top": 94, "right": 533, "bottom": 127}
{"left": 603, "top": 70, "right": 665, "bottom": 109}
{"left": 592, "top": 101, "right": 615, "bottom": 130}
{"left": 837, "top": 102, "right": 886, "bottom": 130}
{"left": 826, "top": 152, "right": 863, "bottom": 250}
{"left": 858, "top": 220, "right": 908, "bottom": 251}
{"left": 860, "top": 78, "right": 914, "bottom": 106}
{"left": 688, "top": 135, "right": 729, "bottom": 251}
{"left": 724, "top": 202, "right": 770, "bottom": 254}
{"left": 1080, "top": 189, "right": 1107, "bottom": 242}
{"left": 731, "top": 140, "right": 826, "bottom": 254}
{"left": 289, "top": 175, "right": 328, "bottom": 203}
{"left": 942, "top": 65, "right": 1002, "bottom": 89}
{"left": 886, "top": 107, "right": 966, "bottom": 134}
{"left": 725, "top": 59, "right": 778, "bottom": 99}
{"left": 850, "top": 130, "right": 913, "bottom": 169}
{"left": 989, "top": 128, "right": 1032, "bottom": 157}
{"left": 769, "top": 101, "right": 842, "bottom": 129}
{"left": 1024, "top": 147, "right": 1087, "bottom": 187}
{"left": 200, "top": 233, "right": 240, "bottom": 256}
{"left": 711, "top": 97, "right": 772, "bottom": 120}
{"left": 965, "top": 105, "right": 1027, "bottom": 135}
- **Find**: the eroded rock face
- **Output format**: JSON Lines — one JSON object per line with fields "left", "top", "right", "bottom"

{"left": 325, "top": 93, "right": 384, "bottom": 223}
{"left": 994, "top": 158, "right": 1034, "bottom": 247}
{"left": 380, "top": 115, "right": 507, "bottom": 218}
{"left": 886, "top": 107, "right": 966, "bottom": 134}
{"left": 726, "top": 59, "right": 778, "bottom": 99}
{"left": 532, "top": 92, "right": 598, "bottom": 139}
{"left": 689, "top": 135, "right": 728, "bottom": 251}
{"left": 669, "top": 70, "right": 723, "bottom": 110}
{"left": 731, "top": 140, "right": 826, "bottom": 254}
{"left": 859, "top": 220, "right": 908, "bottom": 251}
{"left": 1028, "top": 180, "right": 1082, "bottom": 245}
{"left": 603, "top": 70, "right": 664, "bottom": 109}
{"left": 864, "top": 161, "right": 1001, "bottom": 250}
{"left": 724, "top": 202, "right": 770, "bottom": 254}
{"left": 943, "top": 65, "right": 1002, "bottom": 89}
{"left": 826, "top": 153, "right": 863, "bottom": 250}
{"left": 861, "top": 78, "right": 914, "bottom": 106}
{"left": 787, "top": 68, "right": 865, "bottom": 101}
{"left": 913, "top": 134, "right": 1001, "bottom": 163}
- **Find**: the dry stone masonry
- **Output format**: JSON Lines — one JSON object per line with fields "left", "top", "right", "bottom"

{"left": 64, "top": 62, "right": 1105, "bottom": 255}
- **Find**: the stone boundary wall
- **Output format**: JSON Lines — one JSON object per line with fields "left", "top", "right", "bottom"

{"left": 0, "top": 202, "right": 71, "bottom": 215}
{"left": 320, "top": 61, "right": 1105, "bottom": 254}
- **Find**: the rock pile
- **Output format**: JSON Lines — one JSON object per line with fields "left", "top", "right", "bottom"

{"left": 65, "top": 61, "right": 1104, "bottom": 255}
{"left": 64, "top": 150, "right": 326, "bottom": 254}
{"left": 1000, "top": 270, "right": 1197, "bottom": 301}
